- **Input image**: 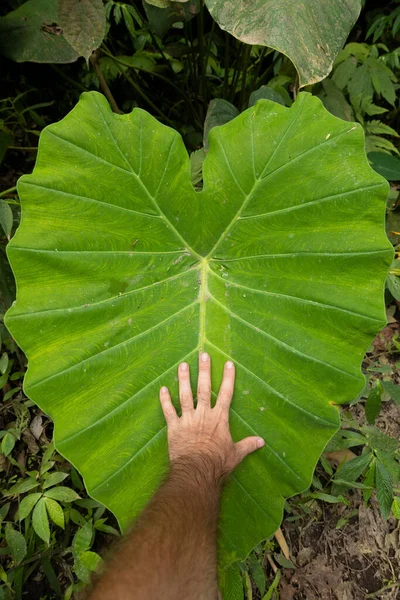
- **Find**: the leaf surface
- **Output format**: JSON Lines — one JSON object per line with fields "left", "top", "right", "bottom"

{"left": 58, "top": 0, "right": 106, "bottom": 62}
{"left": 0, "top": 0, "right": 79, "bottom": 64}
{"left": 205, "top": 0, "right": 361, "bottom": 86}
{"left": 6, "top": 91, "right": 392, "bottom": 567}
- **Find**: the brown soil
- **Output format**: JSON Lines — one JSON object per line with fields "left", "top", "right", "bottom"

{"left": 278, "top": 400, "right": 400, "bottom": 600}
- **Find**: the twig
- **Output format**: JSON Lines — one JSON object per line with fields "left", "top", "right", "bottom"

{"left": 89, "top": 50, "right": 122, "bottom": 114}
{"left": 274, "top": 527, "right": 290, "bottom": 560}
{"left": 266, "top": 553, "right": 278, "bottom": 573}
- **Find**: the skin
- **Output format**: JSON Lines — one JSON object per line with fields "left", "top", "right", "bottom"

{"left": 89, "top": 352, "right": 265, "bottom": 600}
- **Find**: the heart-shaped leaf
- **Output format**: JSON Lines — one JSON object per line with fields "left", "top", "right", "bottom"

{"left": 6, "top": 91, "right": 391, "bottom": 567}
{"left": 205, "top": 0, "right": 361, "bottom": 86}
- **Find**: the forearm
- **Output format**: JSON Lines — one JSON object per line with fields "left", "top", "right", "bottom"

{"left": 89, "top": 456, "right": 222, "bottom": 600}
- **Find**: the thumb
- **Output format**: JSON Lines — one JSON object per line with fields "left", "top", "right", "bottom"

{"left": 235, "top": 436, "right": 265, "bottom": 463}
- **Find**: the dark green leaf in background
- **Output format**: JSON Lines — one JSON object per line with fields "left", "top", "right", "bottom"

{"left": 382, "top": 381, "right": 400, "bottom": 406}
{"left": 0, "top": 202, "right": 13, "bottom": 239}
{"left": 365, "top": 380, "right": 383, "bottom": 424}
{"left": 143, "top": 0, "right": 199, "bottom": 37}
{"left": 5, "top": 525, "right": 27, "bottom": 564}
{"left": 368, "top": 152, "right": 400, "bottom": 181}
{"left": 248, "top": 86, "right": 286, "bottom": 108}
{"left": 58, "top": 0, "right": 106, "bottom": 62}
{"left": 203, "top": 99, "right": 239, "bottom": 151}
{"left": 205, "top": 0, "right": 361, "bottom": 86}
{"left": 0, "top": 0, "right": 79, "bottom": 63}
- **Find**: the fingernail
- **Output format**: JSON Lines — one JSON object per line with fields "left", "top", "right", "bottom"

{"left": 257, "top": 438, "right": 265, "bottom": 448}
{"left": 226, "top": 361, "right": 234, "bottom": 369}
{"left": 201, "top": 352, "right": 208, "bottom": 362}
{"left": 180, "top": 362, "right": 188, "bottom": 371}
{"left": 160, "top": 386, "right": 168, "bottom": 393}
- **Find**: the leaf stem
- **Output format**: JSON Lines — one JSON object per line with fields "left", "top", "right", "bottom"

{"left": 106, "top": 58, "right": 175, "bottom": 127}
{"left": 90, "top": 50, "right": 122, "bottom": 114}
{"left": 101, "top": 48, "right": 202, "bottom": 128}
{"left": 0, "top": 187, "right": 17, "bottom": 198}
{"left": 198, "top": 0, "right": 207, "bottom": 113}
{"left": 223, "top": 32, "right": 230, "bottom": 99}
{"left": 239, "top": 45, "right": 251, "bottom": 111}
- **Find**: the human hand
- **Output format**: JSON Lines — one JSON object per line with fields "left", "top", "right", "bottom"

{"left": 159, "top": 353, "right": 265, "bottom": 481}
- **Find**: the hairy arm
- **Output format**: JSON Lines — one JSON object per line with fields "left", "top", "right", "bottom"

{"left": 89, "top": 353, "right": 265, "bottom": 600}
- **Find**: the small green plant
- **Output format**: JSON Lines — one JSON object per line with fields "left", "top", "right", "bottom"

{"left": 317, "top": 42, "right": 399, "bottom": 154}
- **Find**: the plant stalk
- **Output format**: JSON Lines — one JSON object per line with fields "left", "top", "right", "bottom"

{"left": 90, "top": 50, "right": 122, "bottom": 114}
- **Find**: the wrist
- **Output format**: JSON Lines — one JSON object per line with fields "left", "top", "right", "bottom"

{"left": 170, "top": 453, "right": 225, "bottom": 489}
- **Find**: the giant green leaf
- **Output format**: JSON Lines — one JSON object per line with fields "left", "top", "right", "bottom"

{"left": 5, "top": 91, "right": 392, "bottom": 570}
{"left": 205, "top": 0, "right": 361, "bottom": 86}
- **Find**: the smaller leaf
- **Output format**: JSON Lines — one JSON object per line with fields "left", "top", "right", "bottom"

{"left": 381, "top": 381, "right": 400, "bottom": 405}
{"left": 203, "top": 99, "right": 239, "bottom": 151}
{"left": 365, "top": 381, "right": 383, "bottom": 424}
{"left": 5, "top": 524, "right": 27, "bottom": 564}
{"left": 0, "top": 203, "right": 13, "bottom": 239}
{"left": 69, "top": 508, "right": 86, "bottom": 527}
{"left": 44, "top": 486, "right": 80, "bottom": 502}
{"left": 1, "top": 432, "right": 15, "bottom": 457}
{"left": 43, "top": 472, "right": 69, "bottom": 489}
{"left": 274, "top": 553, "right": 296, "bottom": 569}
{"left": 332, "top": 452, "right": 372, "bottom": 495}
{"left": 248, "top": 555, "right": 265, "bottom": 596}
{"left": 363, "top": 462, "right": 376, "bottom": 503}
{"left": 94, "top": 521, "right": 120, "bottom": 536}
{"left": 41, "top": 443, "right": 55, "bottom": 466}
{"left": 362, "top": 426, "right": 398, "bottom": 454}
{"left": 70, "top": 467, "right": 84, "bottom": 491}
{"left": 262, "top": 570, "right": 281, "bottom": 600}
{"left": 310, "top": 493, "right": 349, "bottom": 505}
{"left": 0, "top": 503, "right": 10, "bottom": 523}
{"left": 0, "top": 353, "right": 8, "bottom": 375}
{"left": 44, "top": 497, "right": 65, "bottom": 529}
{"left": 72, "top": 521, "right": 93, "bottom": 557}
{"left": 248, "top": 86, "right": 285, "bottom": 107}
{"left": 3, "top": 478, "right": 39, "bottom": 497}
{"left": 387, "top": 274, "right": 400, "bottom": 300}
{"left": 18, "top": 492, "right": 42, "bottom": 520}
{"left": 80, "top": 550, "right": 103, "bottom": 572}
{"left": 32, "top": 497, "right": 50, "bottom": 543}
{"left": 75, "top": 498, "right": 102, "bottom": 509}
{"left": 190, "top": 148, "right": 206, "bottom": 188}
{"left": 376, "top": 460, "right": 393, "bottom": 520}
{"left": 391, "top": 496, "right": 400, "bottom": 519}
{"left": 332, "top": 57, "right": 357, "bottom": 90}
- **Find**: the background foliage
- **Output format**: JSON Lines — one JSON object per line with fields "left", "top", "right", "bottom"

{"left": 0, "top": 0, "right": 399, "bottom": 598}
